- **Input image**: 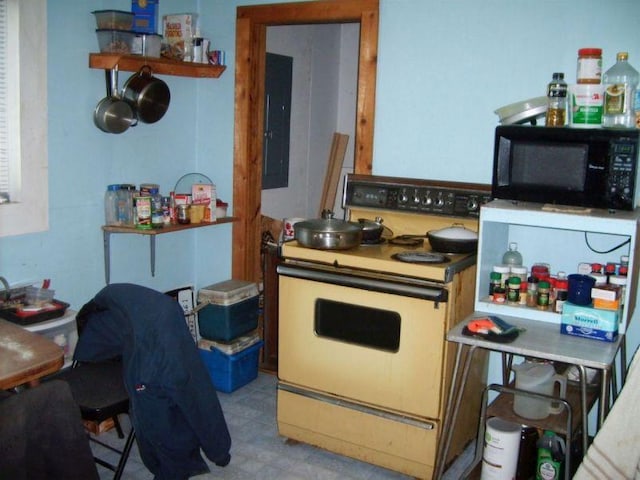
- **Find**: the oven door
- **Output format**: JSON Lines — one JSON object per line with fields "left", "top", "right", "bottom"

{"left": 278, "top": 263, "right": 448, "bottom": 419}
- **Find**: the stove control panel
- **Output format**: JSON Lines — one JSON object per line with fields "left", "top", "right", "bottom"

{"left": 343, "top": 174, "right": 492, "bottom": 218}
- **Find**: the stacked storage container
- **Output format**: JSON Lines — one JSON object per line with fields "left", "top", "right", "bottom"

{"left": 197, "top": 280, "right": 263, "bottom": 393}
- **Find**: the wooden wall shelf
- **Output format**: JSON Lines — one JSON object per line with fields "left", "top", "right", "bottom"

{"left": 89, "top": 53, "right": 226, "bottom": 78}
{"left": 102, "top": 217, "right": 237, "bottom": 283}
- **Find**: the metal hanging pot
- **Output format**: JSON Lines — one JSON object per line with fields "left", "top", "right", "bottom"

{"left": 122, "top": 65, "right": 170, "bottom": 124}
{"left": 94, "top": 67, "right": 137, "bottom": 134}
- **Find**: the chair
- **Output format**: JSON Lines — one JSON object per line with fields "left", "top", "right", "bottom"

{"left": 52, "top": 358, "right": 135, "bottom": 480}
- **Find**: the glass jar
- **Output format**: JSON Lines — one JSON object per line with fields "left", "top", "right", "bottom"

{"left": 177, "top": 204, "right": 190, "bottom": 224}
{"left": 507, "top": 277, "right": 521, "bottom": 304}
{"left": 526, "top": 276, "right": 539, "bottom": 308}
{"left": 537, "top": 281, "right": 551, "bottom": 310}
{"left": 489, "top": 271, "right": 502, "bottom": 298}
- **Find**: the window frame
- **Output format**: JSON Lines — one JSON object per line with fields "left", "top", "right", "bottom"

{"left": 0, "top": 0, "right": 48, "bottom": 238}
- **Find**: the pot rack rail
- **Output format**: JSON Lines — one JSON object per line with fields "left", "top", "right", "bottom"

{"left": 102, "top": 218, "right": 236, "bottom": 284}
{"left": 89, "top": 53, "right": 226, "bottom": 78}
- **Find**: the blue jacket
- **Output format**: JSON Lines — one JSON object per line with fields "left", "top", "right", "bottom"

{"left": 73, "top": 283, "right": 231, "bottom": 480}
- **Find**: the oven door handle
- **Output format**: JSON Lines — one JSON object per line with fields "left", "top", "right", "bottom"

{"left": 277, "top": 263, "right": 448, "bottom": 303}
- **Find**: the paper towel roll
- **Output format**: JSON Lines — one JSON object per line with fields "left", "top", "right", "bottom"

{"left": 481, "top": 417, "right": 522, "bottom": 480}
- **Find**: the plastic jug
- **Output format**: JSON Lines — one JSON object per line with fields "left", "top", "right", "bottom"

{"left": 513, "top": 362, "right": 567, "bottom": 420}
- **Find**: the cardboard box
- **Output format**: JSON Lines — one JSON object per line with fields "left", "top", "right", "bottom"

{"left": 132, "top": 0, "right": 159, "bottom": 34}
{"left": 162, "top": 13, "right": 198, "bottom": 61}
{"left": 191, "top": 183, "right": 216, "bottom": 222}
{"left": 561, "top": 302, "right": 618, "bottom": 342}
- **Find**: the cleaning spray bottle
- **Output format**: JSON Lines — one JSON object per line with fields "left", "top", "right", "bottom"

{"left": 536, "top": 430, "right": 565, "bottom": 480}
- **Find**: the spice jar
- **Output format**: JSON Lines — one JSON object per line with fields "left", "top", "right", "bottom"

{"left": 489, "top": 271, "right": 502, "bottom": 299}
{"left": 507, "top": 277, "right": 521, "bottom": 304}
{"left": 577, "top": 48, "right": 603, "bottom": 84}
{"left": 177, "top": 204, "right": 190, "bottom": 224}
{"left": 493, "top": 265, "right": 511, "bottom": 289}
{"left": 493, "top": 287, "right": 506, "bottom": 304}
{"left": 537, "top": 281, "right": 551, "bottom": 310}
{"left": 526, "top": 276, "right": 539, "bottom": 308}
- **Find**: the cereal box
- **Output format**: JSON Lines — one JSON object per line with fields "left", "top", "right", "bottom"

{"left": 161, "top": 13, "right": 198, "bottom": 61}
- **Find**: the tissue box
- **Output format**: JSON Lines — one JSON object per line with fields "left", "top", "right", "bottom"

{"left": 561, "top": 302, "right": 618, "bottom": 342}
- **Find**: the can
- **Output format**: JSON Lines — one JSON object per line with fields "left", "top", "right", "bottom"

{"left": 135, "top": 196, "right": 152, "bottom": 230}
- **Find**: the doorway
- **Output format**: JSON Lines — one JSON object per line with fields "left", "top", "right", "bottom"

{"left": 232, "top": 0, "right": 379, "bottom": 281}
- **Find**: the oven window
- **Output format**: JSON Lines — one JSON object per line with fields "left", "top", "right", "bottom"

{"left": 314, "top": 299, "right": 401, "bottom": 352}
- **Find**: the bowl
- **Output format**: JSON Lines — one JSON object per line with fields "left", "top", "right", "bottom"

{"left": 92, "top": 10, "right": 135, "bottom": 30}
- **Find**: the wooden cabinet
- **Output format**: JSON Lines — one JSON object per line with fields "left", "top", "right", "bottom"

{"left": 89, "top": 53, "right": 226, "bottom": 78}
{"left": 260, "top": 244, "right": 281, "bottom": 372}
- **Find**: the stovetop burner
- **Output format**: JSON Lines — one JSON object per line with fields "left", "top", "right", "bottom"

{"left": 389, "top": 235, "right": 425, "bottom": 247}
{"left": 391, "top": 251, "right": 450, "bottom": 264}
{"left": 360, "top": 238, "right": 386, "bottom": 246}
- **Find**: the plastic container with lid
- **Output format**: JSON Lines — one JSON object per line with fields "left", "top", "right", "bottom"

{"left": 577, "top": 48, "right": 603, "bottom": 84}
{"left": 105, "top": 184, "right": 120, "bottom": 226}
{"left": 493, "top": 265, "right": 511, "bottom": 289}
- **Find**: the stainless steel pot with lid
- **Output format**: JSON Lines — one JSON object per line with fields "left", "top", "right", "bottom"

{"left": 294, "top": 210, "right": 362, "bottom": 250}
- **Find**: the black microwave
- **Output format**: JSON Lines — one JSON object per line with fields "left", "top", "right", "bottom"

{"left": 492, "top": 125, "right": 640, "bottom": 211}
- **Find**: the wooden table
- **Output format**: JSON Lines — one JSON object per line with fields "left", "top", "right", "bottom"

{"left": 0, "top": 318, "right": 64, "bottom": 389}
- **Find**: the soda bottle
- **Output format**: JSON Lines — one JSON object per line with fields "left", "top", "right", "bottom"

{"left": 602, "top": 52, "right": 639, "bottom": 128}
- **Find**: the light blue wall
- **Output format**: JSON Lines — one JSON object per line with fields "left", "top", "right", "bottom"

{"left": 2, "top": 0, "right": 640, "bottom": 359}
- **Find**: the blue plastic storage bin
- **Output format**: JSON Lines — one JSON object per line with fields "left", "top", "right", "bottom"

{"left": 199, "top": 340, "right": 263, "bottom": 393}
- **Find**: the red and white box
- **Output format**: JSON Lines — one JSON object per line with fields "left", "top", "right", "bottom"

{"left": 192, "top": 183, "right": 216, "bottom": 222}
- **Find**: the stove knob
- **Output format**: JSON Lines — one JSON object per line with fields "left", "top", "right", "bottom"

{"left": 421, "top": 193, "right": 433, "bottom": 206}
{"left": 467, "top": 197, "right": 479, "bottom": 212}
{"left": 399, "top": 190, "right": 409, "bottom": 204}
{"left": 412, "top": 192, "right": 421, "bottom": 204}
{"left": 434, "top": 193, "right": 445, "bottom": 207}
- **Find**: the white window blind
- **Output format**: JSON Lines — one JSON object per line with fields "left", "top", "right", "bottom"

{"left": 0, "top": 0, "right": 10, "bottom": 202}
{"left": 0, "top": 0, "right": 19, "bottom": 205}
{"left": 0, "top": 0, "right": 48, "bottom": 237}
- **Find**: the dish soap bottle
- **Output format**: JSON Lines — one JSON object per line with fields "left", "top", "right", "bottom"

{"left": 502, "top": 242, "right": 523, "bottom": 267}
{"left": 545, "top": 72, "right": 567, "bottom": 127}
{"left": 602, "top": 52, "right": 639, "bottom": 128}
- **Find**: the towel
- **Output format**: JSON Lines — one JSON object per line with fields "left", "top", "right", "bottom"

{"left": 573, "top": 347, "right": 640, "bottom": 480}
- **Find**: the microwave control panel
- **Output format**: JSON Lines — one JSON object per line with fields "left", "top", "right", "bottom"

{"left": 607, "top": 141, "right": 638, "bottom": 209}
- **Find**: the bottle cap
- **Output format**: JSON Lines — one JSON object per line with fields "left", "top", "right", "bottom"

{"left": 617, "top": 52, "right": 629, "bottom": 61}
{"left": 552, "top": 72, "right": 565, "bottom": 80}
{"left": 578, "top": 48, "right": 602, "bottom": 56}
